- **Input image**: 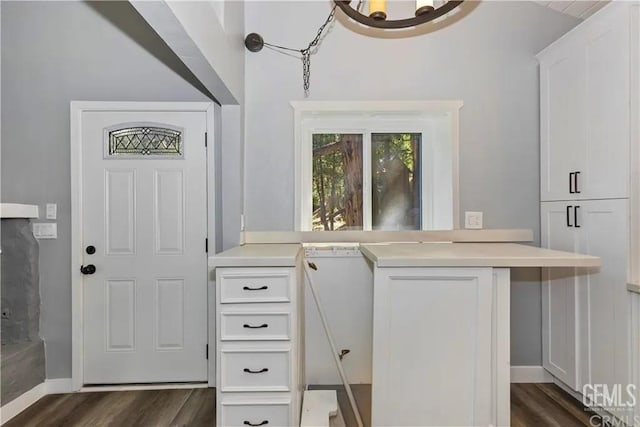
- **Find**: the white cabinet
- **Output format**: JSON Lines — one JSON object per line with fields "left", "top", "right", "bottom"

{"left": 542, "top": 199, "right": 630, "bottom": 408}
{"left": 541, "top": 202, "right": 579, "bottom": 390}
{"left": 539, "top": 4, "right": 638, "bottom": 422}
{"left": 579, "top": 200, "right": 631, "bottom": 421}
{"left": 540, "top": 42, "right": 585, "bottom": 201}
{"left": 371, "top": 267, "right": 510, "bottom": 427}
{"left": 215, "top": 267, "right": 303, "bottom": 427}
{"left": 539, "top": 3, "right": 631, "bottom": 202}
{"left": 631, "top": 292, "right": 640, "bottom": 427}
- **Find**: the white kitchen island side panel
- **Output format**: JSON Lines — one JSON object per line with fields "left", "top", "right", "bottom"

{"left": 371, "top": 267, "right": 510, "bottom": 427}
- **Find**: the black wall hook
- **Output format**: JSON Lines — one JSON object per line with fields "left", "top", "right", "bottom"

{"left": 244, "top": 33, "right": 264, "bottom": 52}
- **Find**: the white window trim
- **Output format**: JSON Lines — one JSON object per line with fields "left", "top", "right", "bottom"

{"left": 292, "top": 101, "right": 462, "bottom": 232}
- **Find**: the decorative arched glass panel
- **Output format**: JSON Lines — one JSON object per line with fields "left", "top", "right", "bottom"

{"left": 107, "top": 126, "right": 183, "bottom": 157}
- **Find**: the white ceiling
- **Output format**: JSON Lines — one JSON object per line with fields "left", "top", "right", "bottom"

{"left": 533, "top": 1, "right": 610, "bottom": 19}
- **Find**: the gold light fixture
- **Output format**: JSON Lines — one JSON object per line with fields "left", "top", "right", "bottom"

{"left": 243, "top": 0, "right": 465, "bottom": 96}
{"left": 335, "top": 0, "right": 464, "bottom": 29}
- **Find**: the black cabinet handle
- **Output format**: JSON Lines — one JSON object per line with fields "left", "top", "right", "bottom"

{"left": 566, "top": 205, "right": 573, "bottom": 227}
{"left": 243, "top": 368, "right": 269, "bottom": 374}
{"left": 243, "top": 323, "right": 268, "bottom": 329}
{"left": 243, "top": 285, "right": 268, "bottom": 291}
{"left": 574, "top": 171, "right": 581, "bottom": 194}
{"left": 574, "top": 205, "right": 581, "bottom": 228}
{"left": 244, "top": 421, "right": 268, "bottom": 426}
{"left": 569, "top": 172, "right": 575, "bottom": 194}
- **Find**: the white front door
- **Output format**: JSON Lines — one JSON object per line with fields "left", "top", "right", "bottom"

{"left": 81, "top": 110, "right": 208, "bottom": 384}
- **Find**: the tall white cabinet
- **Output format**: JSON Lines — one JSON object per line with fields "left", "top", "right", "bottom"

{"left": 539, "top": 2, "right": 639, "bottom": 423}
{"left": 540, "top": 3, "right": 630, "bottom": 202}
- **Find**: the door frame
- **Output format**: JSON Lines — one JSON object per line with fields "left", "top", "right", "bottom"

{"left": 70, "top": 101, "right": 216, "bottom": 391}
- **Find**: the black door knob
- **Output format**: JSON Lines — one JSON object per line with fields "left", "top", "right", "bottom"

{"left": 86, "top": 245, "right": 96, "bottom": 255}
{"left": 80, "top": 264, "right": 96, "bottom": 275}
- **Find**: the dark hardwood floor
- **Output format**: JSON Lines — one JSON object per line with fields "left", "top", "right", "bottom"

{"left": 511, "top": 383, "right": 598, "bottom": 427}
{"left": 5, "top": 383, "right": 597, "bottom": 426}
{"left": 4, "top": 388, "right": 215, "bottom": 427}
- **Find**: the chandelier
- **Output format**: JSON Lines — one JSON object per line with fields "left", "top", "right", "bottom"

{"left": 244, "top": 1, "right": 464, "bottom": 96}
{"left": 334, "top": 0, "right": 464, "bottom": 29}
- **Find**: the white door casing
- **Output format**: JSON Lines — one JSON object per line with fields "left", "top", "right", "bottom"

{"left": 71, "top": 102, "right": 215, "bottom": 388}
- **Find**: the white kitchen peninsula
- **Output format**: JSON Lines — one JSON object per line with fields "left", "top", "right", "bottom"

{"left": 360, "top": 243, "right": 599, "bottom": 427}
{"left": 210, "top": 237, "right": 600, "bottom": 427}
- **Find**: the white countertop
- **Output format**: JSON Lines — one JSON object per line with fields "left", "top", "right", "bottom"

{"left": 359, "top": 243, "right": 601, "bottom": 268}
{"left": 209, "top": 244, "right": 301, "bottom": 268}
{"left": 209, "top": 242, "right": 600, "bottom": 269}
{"left": 0, "top": 203, "right": 39, "bottom": 219}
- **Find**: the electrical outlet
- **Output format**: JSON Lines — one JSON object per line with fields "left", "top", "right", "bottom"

{"left": 464, "top": 211, "right": 483, "bottom": 229}
{"left": 33, "top": 223, "right": 57, "bottom": 239}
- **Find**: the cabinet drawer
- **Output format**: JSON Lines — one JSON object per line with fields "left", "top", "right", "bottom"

{"left": 221, "top": 349, "right": 290, "bottom": 392}
{"left": 220, "top": 312, "right": 291, "bottom": 341}
{"left": 221, "top": 402, "right": 291, "bottom": 427}
{"left": 219, "top": 270, "right": 291, "bottom": 303}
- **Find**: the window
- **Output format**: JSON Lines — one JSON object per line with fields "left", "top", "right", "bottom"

{"left": 294, "top": 101, "right": 461, "bottom": 231}
{"left": 104, "top": 123, "right": 184, "bottom": 159}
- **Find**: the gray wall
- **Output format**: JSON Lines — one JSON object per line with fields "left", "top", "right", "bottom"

{"left": 244, "top": 1, "right": 579, "bottom": 365}
{"left": 1, "top": 1, "right": 215, "bottom": 379}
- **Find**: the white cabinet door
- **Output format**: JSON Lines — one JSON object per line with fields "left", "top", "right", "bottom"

{"left": 581, "top": 7, "right": 630, "bottom": 200}
{"left": 541, "top": 201, "right": 580, "bottom": 390}
{"left": 540, "top": 43, "right": 585, "bottom": 202}
{"left": 577, "top": 199, "right": 631, "bottom": 420}
{"left": 371, "top": 267, "right": 494, "bottom": 426}
{"left": 539, "top": 3, "right": 631, "bottom": 201}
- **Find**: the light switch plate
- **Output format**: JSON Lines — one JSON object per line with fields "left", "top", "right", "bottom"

{"left": 46, "top": 203, "right": 57, "bottom": 220}
{"left": 33, "top": 223, "right": 57, "bottom": 239}
{"left": 464, "top": 211, "right": 483, "bottom": 229}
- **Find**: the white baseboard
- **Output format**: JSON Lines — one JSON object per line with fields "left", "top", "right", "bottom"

{"left": 510, "top": 366, "right": 553, "bottom": 383}
{"left": 0, "top": 378, "right": 207, "bottom": 424}
{"left": 0, "top": 378, "right": 75, "bottom": 424}
{"left": 45, "top": 378, "right": 74, "bottom": 395}
{"left": 0, "top": 382, "right": 46, "bottom": 425}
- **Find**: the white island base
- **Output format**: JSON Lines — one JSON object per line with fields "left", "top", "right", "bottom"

{"left": 371, "top": 266, "right": 510, "bottom": 426}
{"left": 361, "top": 243, "right": 599, "bottom": 427}
{"left": 211, "top": 240, "right": 600, "bottom": 427}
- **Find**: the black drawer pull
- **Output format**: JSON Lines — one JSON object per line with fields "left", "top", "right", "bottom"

{"left": 569, "top": 172, "right": 575, "bottom": 194}
{"left": 574, "top": 205, "right": 581, "bottom": 228}
{"left": 574, "top": 171, "right": 581, "bottom": 194}
{"left": 243, "top": 323, "right": 269, "bottom": 329}
{"left": 244, "top": 368, "right": 269, "bottom": 374}
{"left": 244, "top": 421, "right": 268, "bottom": 427}
{"left": 566, "top": 205, "right": 573, "bottom": 227}
{"left": 243, "top": 285, "right": 268, "bottom": 291}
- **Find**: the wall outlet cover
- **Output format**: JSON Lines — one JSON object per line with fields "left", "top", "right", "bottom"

{"left": 464, "top": 211, "right": 483, "bottom": 229}
{"left": 33, "top": 223, "right": 57, "bottom": 239}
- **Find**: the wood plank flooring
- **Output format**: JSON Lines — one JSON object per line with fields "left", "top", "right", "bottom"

{"left": 4, "top": 388, "right": 215, "bottom": 427}
{"left": 511, "top": 383, "right": 598, "bottom": 427}
{"left": 5, "top": 383, "right": 598, "bottom": 426}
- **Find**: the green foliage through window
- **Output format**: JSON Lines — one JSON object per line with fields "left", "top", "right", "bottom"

{"left": 312, "top": 134, "right": 363, "bottom": 231}
{"left": 312, "top": 133, "right": 421, "bottom": 231}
